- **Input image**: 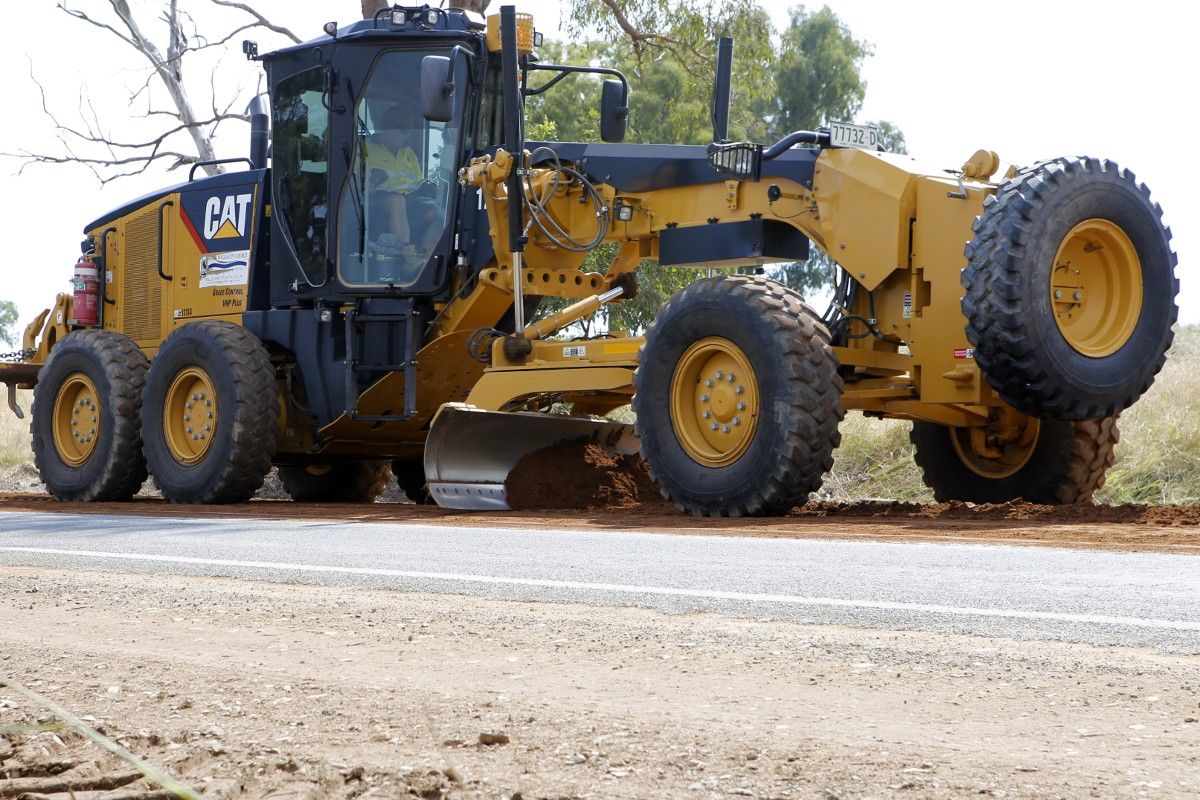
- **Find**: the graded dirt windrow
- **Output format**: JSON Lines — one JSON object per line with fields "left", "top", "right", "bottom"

{"left": 3, "top": 493, "right": 1199, "bottom": 554}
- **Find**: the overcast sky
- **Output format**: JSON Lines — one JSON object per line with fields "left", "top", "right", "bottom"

{"left": 2, "top": 1, "right": 1195, "bottom": 332}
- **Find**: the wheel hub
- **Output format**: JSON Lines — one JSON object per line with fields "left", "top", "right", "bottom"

{"left": 670, "top": 337, "right": 759, "bottom": 467}
{"left": 1050, "top": 218, "right": 1143, "bottom": 357}
{"left": 163, "top": 366, "right": 218, "bottom": 466}
{"left": 950, "top": 412, "right": 1040, "bottom": 480}
{"left": 52, "top": 372, "right": 100, "bottom": 467}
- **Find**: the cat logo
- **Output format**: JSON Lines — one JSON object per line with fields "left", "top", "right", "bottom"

{"left": 203, "top": 193, "right": 254, "bottom": 240}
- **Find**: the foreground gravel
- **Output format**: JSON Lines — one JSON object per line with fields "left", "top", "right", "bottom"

{"left": 2, "top": 566, "right": 1199, "bottom": 799}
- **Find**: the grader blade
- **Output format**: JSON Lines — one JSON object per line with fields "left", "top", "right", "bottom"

{"left": 424, "top": 403, "right": 640, "bottom": 511}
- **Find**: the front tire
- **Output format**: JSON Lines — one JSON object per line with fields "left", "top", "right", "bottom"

{"left": 633, "top": 275, "right": 844, "bottom": 517}
{"left": 142, "top": 321, "right": 278, "bottom": 503}
{"left": 31, "top": 330, "right": 149, "bottom": 501}
{"left": 962, "top": 156, "right": 1177, "bottom": 419}
{"left": 910, "top": 415, "right": 1118, "bottom": 504}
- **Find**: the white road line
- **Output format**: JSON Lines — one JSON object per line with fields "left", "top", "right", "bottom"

{"left": 4, "top": 545, "right": 1199, "bottom": 632}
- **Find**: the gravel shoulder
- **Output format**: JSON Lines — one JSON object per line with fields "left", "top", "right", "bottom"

{"left": 3, "top": 566, "right": 1199, "bottom": 799}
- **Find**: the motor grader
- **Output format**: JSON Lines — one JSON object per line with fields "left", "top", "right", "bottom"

{"left": 0, "top": 5, "right": 1177, "bottom": 514}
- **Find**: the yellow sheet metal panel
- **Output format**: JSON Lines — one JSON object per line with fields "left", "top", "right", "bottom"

{"left": 811, "top": 149, "right": 916, "bottom": 292}
{"left": 907, "top": 178, "right": 991, "bottom": 405}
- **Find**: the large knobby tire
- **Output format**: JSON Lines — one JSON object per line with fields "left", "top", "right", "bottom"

{"left": 142, "top": 321, "right": 278, "bottom": 503}
{"left": 31, "top": 330, "right": 149, "bottom": 501}
{"left": 633, "top": 275, "right": 844, "bottom": 517}
{"left": 392, "top": 458, "right": 433, "bottom": 504}
{"left": 910, "top": 416, "right": 1118, "bottom": 504}
{"left": 962, "top": 157, "right": 1177, "bottom": 420}
{"left": 278, "top": 461, "right": 391, "bottom": 503}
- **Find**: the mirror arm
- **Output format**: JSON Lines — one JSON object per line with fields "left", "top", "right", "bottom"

{"left": 523, "top": 63, "right": 628, "bottom": 101}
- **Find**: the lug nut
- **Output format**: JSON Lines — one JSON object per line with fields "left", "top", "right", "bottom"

{"left": 703, "top": 410, "right": 712, "bottom": 419}
{"left": 710, "top": 422, "right": 719, "bottom": 431}
{"left": 735, "top": 385, "right": 744, "bottom": 395}
{"left": 736, "top": 402, "right": 746, "bottom": 411}
{"left": 1073, "top": 291, "right": 1083, "bottom": 300}
{"left": 700, "top": 393, "right": 709, "bottom": 402}
{"left": 716, "top": 370, "right": 725, "bottom": 380}
{"left": 705, "top": 379, "right": 714, "bottom": 388}
{"left": 733, "top": 416, "right": 741, "bottom": 426}
{"left": 727, "top": 373, "right": 736, "bottom": 382}
{"left": 1054, "top": 290, "right": 1062, "bottom": 299}
{"left": 722, "top": 425, "right": 731, "bottom": 433}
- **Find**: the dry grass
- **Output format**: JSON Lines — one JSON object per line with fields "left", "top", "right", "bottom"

{"left": 823, "top": 413, "right": 932, "bottom": 502}
{"left": 1097, "top": 327, "right": 1200, "bottom": 504}
{"left": 0, "top": 390, "right": 31, "bottom": 467}
{"left": 2, "top": 328, "right": 1197, "bottom": 504}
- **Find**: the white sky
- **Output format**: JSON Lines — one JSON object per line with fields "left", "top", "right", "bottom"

{"left": 2, "top": 1, "right": 1196, "bottom": 334}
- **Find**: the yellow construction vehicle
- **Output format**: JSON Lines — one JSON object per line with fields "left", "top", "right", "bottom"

{"left": 0, "top": 6, "right": 1177, "bottom": 514}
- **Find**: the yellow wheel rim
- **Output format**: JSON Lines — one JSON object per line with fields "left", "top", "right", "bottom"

{"left": 163, "top": 366, "right": 219, "bottom": 466}
{"left": 52, "top": 372, "right": 100, "bottom": 468}
{"left": 669, "top": 337, "right": 760, "bottom": 468}
{"left": 1050, "top": 218, "right": 1143, "bottom": 357}
{"left": 950, "top": 416, "right": 1040, "bottom": 480}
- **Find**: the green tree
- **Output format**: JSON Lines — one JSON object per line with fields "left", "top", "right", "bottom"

{"left": 531, "top": 1, "right": 903, "bottom": 332}
{"left": 0, "top": 300, "right": 19, "bottom": 348}
{"left": 772, "top": 6, "right": 871, "bottom": 136}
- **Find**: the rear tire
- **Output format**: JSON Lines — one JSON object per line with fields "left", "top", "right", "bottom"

{"left": 278, "top": 461, "right": 391, "bottom": 502}
{"left": 392, "top": 458, "right": 432, "bottom": 504}
{"left": 910, "top": 416, "right": 1118, "bottom": 504}
{"left": 31, "top": 330, "right": 149, "bottom": 501}
{"left": 962, "top": 156, "right": 1177, "bottom": 419}
{"left": 633, "top": 275, "right": 844, "bottom": 517}
{"left": 142, "top": 321, "right": 278, "bottom": 504}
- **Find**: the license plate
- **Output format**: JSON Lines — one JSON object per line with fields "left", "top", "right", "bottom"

{"left": 828, "top": 121, "right": 880, "bottom": 150}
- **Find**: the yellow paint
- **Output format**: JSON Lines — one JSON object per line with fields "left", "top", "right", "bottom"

{"left": 669, "top": 337, "right": 759, "bottom": 468}
{"left": 950, "top": 411, "right": 1040, "bottom": 479}
{"left": 51, "top": 372, "right": 99, "bottom": 467}
{"left": 162, "top": 365, "right": 218, "bottom": 466}
{"left": 1051, "top": 218, "right": 1143, "bottom": 357}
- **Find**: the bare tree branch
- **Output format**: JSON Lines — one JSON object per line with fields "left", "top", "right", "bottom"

{"left": 10, "top": 0, "right": 301, "bottom": 185}
{"left": 208, "top": 0, "right": 301, "bottom": 44}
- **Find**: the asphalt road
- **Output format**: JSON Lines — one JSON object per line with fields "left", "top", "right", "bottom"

{"left": 3, "top": 510, "right": 1200, "bottom": 653}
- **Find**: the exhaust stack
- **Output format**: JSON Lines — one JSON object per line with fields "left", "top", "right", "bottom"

{"left": 248, "top": 95, "right": 269, "bottom": 169}
{"left": 711, "top": 37, "right": 733, "bottom": 143}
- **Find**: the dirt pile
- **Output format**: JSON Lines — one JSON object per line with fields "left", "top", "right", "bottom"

{"left": 797, "top": 499, "right": 1200, "bottom": 526}
{"left": 504, "top": 439, "right": 664, "bottom": 510}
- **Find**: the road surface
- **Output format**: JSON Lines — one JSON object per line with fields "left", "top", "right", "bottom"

{"left": 3, "top": 510, "right": 1199, "bottom": 653}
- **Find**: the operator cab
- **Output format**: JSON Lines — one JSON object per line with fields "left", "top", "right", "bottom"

{"left": 260, "top": 8, "right": 476, "bottom": 306}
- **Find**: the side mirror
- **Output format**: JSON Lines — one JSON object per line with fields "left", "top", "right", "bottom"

{"left": 600, "top": 79, "right": 628, "bottom": 143}
{"left": 421, "top": 55, "right": 454, "bottom": 122}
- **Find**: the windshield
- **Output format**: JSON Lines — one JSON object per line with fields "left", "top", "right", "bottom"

{"left": 337, "top": 49, "right": 463, "bottom": 288}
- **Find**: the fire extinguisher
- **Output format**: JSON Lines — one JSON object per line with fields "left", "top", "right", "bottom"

{"left": 71, "top": 257, "right": 100, "bottom": 327}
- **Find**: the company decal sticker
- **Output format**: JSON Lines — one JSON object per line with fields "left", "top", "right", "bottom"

{"left": 953, "top": 347, "right": 975, "bottom": 360}
{"left": 199, "top": 249, "right": 250, "bottom": 287}
{"left": 180, "top": 186, "right": 256, "bottom": 253}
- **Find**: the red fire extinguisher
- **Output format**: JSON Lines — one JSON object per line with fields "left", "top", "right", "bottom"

{"left": 71, "top": 257, "right": 100, "bottom": 327}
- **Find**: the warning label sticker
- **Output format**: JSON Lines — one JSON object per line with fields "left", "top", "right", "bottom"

{"left": 562, "top": 345, "right": 587, "bottom": 358}
{"left": 199, "top": 249, "right": 250, "bottom": 288}
{"left": 953, "top": 347, "right": 975, "bottom": 360}
{"left": 902, "top": 291, "right": 913, "bottom": 319}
